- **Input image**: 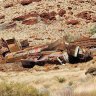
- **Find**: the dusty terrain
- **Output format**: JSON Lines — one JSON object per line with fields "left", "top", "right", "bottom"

{"left": 0, "top": 0, "right": 96, "bottom": 45}
{"left": 0, "top": 0, "right": 96, "bottom": 95}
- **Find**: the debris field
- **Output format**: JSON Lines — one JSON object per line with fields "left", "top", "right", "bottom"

{"left": 0, "top": 36, "right": 95, "bottom": 69}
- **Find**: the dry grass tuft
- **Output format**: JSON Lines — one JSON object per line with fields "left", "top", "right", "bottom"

{"left": 55, "top": 76, "right": 66, "bottom": 83}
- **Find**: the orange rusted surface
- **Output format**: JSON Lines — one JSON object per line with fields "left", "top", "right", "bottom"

{"left": 70, "top": 38, "right": 96, "bottom": 48}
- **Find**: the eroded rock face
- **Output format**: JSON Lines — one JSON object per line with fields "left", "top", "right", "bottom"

{"left": 76, "top": 11, "right": 93, "bottom": 20}
{"left": 66, "top": 20, "right": 79, "bottom": 25}
{"left": 22, "top": 19, "right": 38, "bottom": 25}
{"left": 58, "top": 9, "right": 66, "bottom": 17}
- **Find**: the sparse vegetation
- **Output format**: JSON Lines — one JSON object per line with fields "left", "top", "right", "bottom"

{"left": 56, "top": 76, "right": 66, "bottom": 83}
{"left": 90, "top": 25, "right": 96, "bottom": 35}
{"left": 68, "top": 81, "right": 73, "bottom": 86}
{"left": 0, "top": 82, "right": 49, "bottom": 96}
{"left": 64, "top": 32, "right": 80, "bottom": 42}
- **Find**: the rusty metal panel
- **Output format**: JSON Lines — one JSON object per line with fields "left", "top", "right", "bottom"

{"left": 6, "top": 38, "right": 21, "bottom": 52}
{"left": 71, "top": 38, "right": 96, "bottom": 48}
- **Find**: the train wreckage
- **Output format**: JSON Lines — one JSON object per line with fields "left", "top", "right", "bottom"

{"left": 0, "top": 37, "right": 95, "bottom": 68}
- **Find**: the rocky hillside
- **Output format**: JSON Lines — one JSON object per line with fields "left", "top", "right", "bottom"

{"left": 0, "top": 0, "right": 96, "bottom": 45}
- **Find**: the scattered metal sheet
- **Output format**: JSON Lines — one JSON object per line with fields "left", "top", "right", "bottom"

{"left": 70, "top": 37, "right": 96, "bottom": 48}
{"left": 0, "top": 37, "right": 94, "bottom": 66}
{"left": 6, "top": 38, "right": 21, "bottom": 52}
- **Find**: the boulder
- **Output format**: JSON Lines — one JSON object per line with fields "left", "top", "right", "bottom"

{"left": 66, "top": 20, "right": 79, "bottom": 25}
{"left": 13, "top": 12, "right": 38, "bottom": 21}
{"left": 49, "top": 11, "right": 57, "bottom": 20}
{"left": 40, "top": 12, "right": 49, "bottom": 19}
{"left": 58, "top": 9, "right": 66, "bottom": 17}
{"left": 22, "top": 19, "right": 38, "bottom": 25}
{"left": 40, "top": 11, "right": 56, "bottom": 22}
{"left": 20, "top": 0, "right": 32, "bottom": 5}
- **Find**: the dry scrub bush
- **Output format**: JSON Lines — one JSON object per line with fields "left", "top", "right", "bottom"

{"left": 55, "top": 76, "right": 66, "bottom": 83}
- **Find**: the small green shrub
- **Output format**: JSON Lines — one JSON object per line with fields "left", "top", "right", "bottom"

{"left": 56, "top": 76, "right": 66, "bottom": 83}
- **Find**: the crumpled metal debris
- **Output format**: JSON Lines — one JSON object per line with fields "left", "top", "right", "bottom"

{"left": 0, "top": 37, "right": 93, "bottom": 67}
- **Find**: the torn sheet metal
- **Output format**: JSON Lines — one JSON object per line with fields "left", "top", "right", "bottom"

{"left": 6, "top": 38, "right": 21, "bottom": 52}
{"left": 70, "top": 37, "right": 96, "bottom": 48}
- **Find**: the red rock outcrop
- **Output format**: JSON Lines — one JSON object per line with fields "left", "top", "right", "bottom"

{"left": 20, "top": 0, "right": 32, "bottom": 5}
{"left": 48, "top": 11, "right": 56, "bottom": 20}
{"left": 22, "top": 19, "right": 38, "bottom": 25}
{"left": 40, "top": 11, "right": 56, "bottom": 22}
{"left": 58, "top": 9, "right": 66, "bottom": 17}
{"left": 66, "top": 20, "right": 79, "bottom": 25}
{"left": 76, "top": 11, "right": 93, "bottom": 20}
{"left": 40, "top": 12, "right": 49, "bottom": 19}
{"left": 20, "top": 0, "right": 41, "bottom": 5}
